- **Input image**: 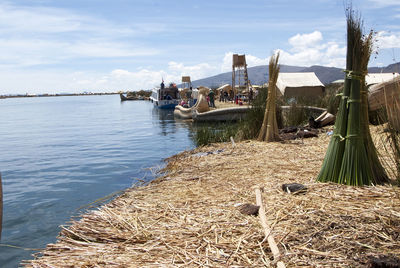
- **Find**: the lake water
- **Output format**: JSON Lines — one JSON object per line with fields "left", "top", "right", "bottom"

{"left": 0, "top": 95, "right": 195, "bottom": 267}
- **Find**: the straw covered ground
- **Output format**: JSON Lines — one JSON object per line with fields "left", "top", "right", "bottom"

{"left": 24, "top": 127, "right": 400, "bottom": 267}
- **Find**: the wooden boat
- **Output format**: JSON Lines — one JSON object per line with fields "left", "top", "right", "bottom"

{"left": 120, "top": 93, "right": 136, "bottom": 101}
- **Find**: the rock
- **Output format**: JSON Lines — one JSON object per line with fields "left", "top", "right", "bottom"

{"left": 238, "top": 203, "right": 259, "bottom": 216}
{"left": 297, "top": 129, "right": 318, "bottom": 139}
{"left": 282, "top": 183, "right": 307, "bottom": 194}
{"left": 367, "top": 255, "right": 400, "bottom": 268}
{"left": 279, "top": 126, "right": 298, "bottom": 133}
{"left": 309, "top": 116, "right": 321, "bottom": 129}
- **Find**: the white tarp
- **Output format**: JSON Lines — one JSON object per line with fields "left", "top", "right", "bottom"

{"left": 276, "top": 72, "right": 325, "bottom": 98}
{"left": 366, "top": 73, "right": 399, "bottom": 86}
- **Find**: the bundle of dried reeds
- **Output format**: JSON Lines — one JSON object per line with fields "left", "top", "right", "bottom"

{"left": 360, "top": 31, "right": 389, "bottom": 184}
{"left": 258, "top": 52, "right": 281, "bottom": 142}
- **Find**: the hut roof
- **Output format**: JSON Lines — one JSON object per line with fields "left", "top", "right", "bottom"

{"left": 276, "top": 72, "right": 324, "bottom": 97}
{"left": 368, "top": 75, "right": 400, "bottom": 110}
{"left": 368, "top": 75, "right": 400, "bottom": 131}
{"left": 366, "top": 73, "right": 399, "bottom": 86}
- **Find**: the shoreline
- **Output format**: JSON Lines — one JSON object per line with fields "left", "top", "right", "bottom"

{"left": 23, "top": 130, "right": 400, "bottom": 267}
{"left": 0, "top": 92, "right": 120, "bottom": 99}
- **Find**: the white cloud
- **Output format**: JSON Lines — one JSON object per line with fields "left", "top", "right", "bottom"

{"left": 367, "top": 0, "right": 400, "bottom": 7}
{"left": 0, "top": 3, "right": 161, "bottom": 68}
{"left": 221, "top": 52, "right": 269, "bottom": 73}
{"left": 288, "top": 31, "right": 323, "bottom": 52}
{"left": 167, "top": 61, "right": 217, "bottom": 79}
{"left": 277, "top": 31, "right": 346, "bottom": 67}
{"left": 376, "top": 31, "right": 400, "bottom": 49}
{"left": 0, "top": 61, "right": 219, "bottom": 94}
{"left": 220, "top": 32, "right": 345, "bottom": 68}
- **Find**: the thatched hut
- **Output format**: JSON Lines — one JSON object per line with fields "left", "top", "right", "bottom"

{"left": 216, "top": 84, "right": 232, "bottom": 94}
{"left": 368, "top": 76, "right": 400, "bottom": 130}
{"left": 276, "top": 72, "right": 325, "bottom": 99}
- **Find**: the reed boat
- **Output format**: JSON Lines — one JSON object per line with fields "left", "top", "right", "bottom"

{"left": 119, "top": 93, "right": 136, "bottom": 101}
{"left": 192, "top": 106, "right": 250, "bottom": 122}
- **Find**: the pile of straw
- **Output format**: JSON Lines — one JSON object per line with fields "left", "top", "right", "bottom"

{"left": 24, "top": 128, "right": 400, "bottom": 267}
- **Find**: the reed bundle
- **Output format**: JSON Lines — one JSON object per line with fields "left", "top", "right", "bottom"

{"left": 258, "top": 52, "right": 281, "bottom": 142}
{"left": 317, "top": 9, "right": 389, "bottom": 185}
{"left": 24, "top": 127, "right": 399, "bottom": 267}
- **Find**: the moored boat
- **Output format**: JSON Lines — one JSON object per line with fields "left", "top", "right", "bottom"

{"left": 150, "top": 82, "right": 181, "bottom": 109}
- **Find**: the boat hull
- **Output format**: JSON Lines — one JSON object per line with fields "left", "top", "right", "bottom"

{"left": 151, "top": 98, "right": 180, "bottom": 109}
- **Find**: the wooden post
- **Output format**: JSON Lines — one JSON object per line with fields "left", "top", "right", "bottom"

{"left": 0, "top": 173, "right": 3, "bottom": 240}
{"left": 255, "top": 186, "right": 285, "bottom": 268}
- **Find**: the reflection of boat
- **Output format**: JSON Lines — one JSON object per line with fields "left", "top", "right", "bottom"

{"left": 150, "top": 84, "right": 181, "bottom": 109}
{"left": 120, "top": 93, "right": 136, "bottom": 101}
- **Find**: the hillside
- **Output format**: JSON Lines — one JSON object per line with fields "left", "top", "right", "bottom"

{"left": 190, "top": 62, "right": 400, "bottom": 88}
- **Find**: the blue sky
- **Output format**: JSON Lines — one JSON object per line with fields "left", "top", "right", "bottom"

{"left": 0, "top": 0, "right": 399, "bottom": 94}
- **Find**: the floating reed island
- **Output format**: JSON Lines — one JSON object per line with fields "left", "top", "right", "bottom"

{"left": 23, "top": 126, "right": 400, "bottom": 267}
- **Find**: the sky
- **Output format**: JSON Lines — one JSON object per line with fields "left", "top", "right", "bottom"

{"left": 0, "top": 0, "right": 399, "bottom": 94}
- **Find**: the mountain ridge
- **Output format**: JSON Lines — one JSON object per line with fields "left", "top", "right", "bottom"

{"left": 190, "top": 62, "right": 400, "bottom": 88}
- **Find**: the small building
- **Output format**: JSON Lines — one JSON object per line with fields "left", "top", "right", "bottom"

{"left": 276, "top": 72, "right": 325, "bottom": 99}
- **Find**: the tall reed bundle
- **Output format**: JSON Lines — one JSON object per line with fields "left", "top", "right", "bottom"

{"left": 360, "top": 32, "right": 389, "bottom": 184}
{"left": 258, "top": 52, "right": 281, "bottom": 142}
{"left": 317, "top": 9, "right": 388, "bottom": 185}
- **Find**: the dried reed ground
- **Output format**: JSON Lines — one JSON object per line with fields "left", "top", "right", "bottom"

{"left": 24, "top": 128, "right": 400, "bottom": 267}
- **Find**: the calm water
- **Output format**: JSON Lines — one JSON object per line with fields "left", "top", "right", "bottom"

{"left": 0, "top": 95, "right": 195, "bottom": 267}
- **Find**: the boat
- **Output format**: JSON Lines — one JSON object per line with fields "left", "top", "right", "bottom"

{"left": 150, "top": 83, "right": 181, "bottom": 109}
{"left": 120, "top": 93, "right": 136, "bottom": 101}
{"left": 192, "top": 106, "right": 251, "bottom": 122}
{"left": 174, "top": 87, "right": 209, "bottom": 119}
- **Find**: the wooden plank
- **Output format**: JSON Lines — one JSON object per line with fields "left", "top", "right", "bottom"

{"left": 255, "top": 186, "right": 285, "bottom": 268}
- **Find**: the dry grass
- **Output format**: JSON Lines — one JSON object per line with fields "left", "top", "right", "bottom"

{"left": 214, "top": 100, "right": 248, "bottom": 109}
{"left": 23, "top": 127, "right": 400, "bottom": 267}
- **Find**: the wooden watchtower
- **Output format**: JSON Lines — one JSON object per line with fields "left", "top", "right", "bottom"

{"left": 182, "top": 76, "right": 192, "bottom": 89}
{"left": 232, "top": 54, "right": 249, "bottom": 96}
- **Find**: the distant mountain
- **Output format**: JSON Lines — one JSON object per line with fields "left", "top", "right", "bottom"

{"left": 369, "top": 62, "right": 400, "bottom": 73}
{"left": 190, "top": 62, "right": 400, "bottom": 88}
{"left": 191, "top": 64, "right": 304, "bottom": 88}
